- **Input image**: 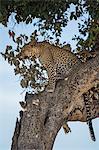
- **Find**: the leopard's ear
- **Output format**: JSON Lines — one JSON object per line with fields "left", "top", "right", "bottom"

{"left": 31, "top": 38, "right": 37, "bottom": 46}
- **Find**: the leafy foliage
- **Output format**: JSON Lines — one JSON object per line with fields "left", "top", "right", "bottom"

{"left": 73, "top": 1, "right": 99, "bottom": 51}
{"left": 0, "top": 0, "right": 85, "bottom": 41}
{"left": 0, "top": 0, "right": 99, "bottom": 92}
{"left": 1, "top": 34, "right": 47, "bottom": 93}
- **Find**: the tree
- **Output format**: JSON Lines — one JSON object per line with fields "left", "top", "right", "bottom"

{"left": 0, "top": 0, "right": 99, "bottom": 150}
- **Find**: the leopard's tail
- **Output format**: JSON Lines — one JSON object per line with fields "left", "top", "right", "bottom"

{"left": 84, "top": 93, "right": 96, "bottom": 142}
{"left": 87, "top": 119, "right": 96, "bottom": 141}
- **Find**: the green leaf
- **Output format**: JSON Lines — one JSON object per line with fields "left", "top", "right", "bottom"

{"left": 10, "top": 51, "right": 14, "bottom": 57}
{"left": 20, "top": 79, "right": 28, "bottom": 88}
{"left": 13, "top": 59, "right": 20, "bottom": 66}
{"left": 14, "top": 67, "right": 20, "bottom": 75}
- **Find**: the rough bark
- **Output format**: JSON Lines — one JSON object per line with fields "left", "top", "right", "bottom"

{"left": 11, "top": 53, "right": 99, "bottom": 150}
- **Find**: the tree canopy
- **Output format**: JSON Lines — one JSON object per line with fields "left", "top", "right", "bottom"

{"left": 0, "top": 0, "right": 99, "bottom": 92}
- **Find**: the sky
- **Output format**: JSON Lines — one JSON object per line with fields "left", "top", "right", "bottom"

{"left": 0, "top": 14, "right": 99, "bottom": 150}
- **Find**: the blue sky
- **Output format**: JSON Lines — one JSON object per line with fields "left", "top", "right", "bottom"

{"left": 0, "top": 16, "right": 99, "bottom": 150}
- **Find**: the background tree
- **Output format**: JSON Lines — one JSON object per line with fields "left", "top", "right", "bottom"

{"left": 0, "top": 0, "right": 99, "bottom": 150}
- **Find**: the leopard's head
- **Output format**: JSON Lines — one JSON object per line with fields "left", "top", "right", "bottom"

{"left": 19, "top": 39, "right": 40, "bottom": 59}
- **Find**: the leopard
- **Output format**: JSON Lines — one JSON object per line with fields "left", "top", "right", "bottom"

{"left": 19, "top": 39, "right": 80, "bottom": 93}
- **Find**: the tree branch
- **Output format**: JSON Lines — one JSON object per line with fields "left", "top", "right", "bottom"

{"left": 11, "top": 53, "right": 99, "bottom": 150}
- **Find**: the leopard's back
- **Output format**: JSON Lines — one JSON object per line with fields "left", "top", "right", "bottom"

{"left": 49, "top": 46, "right": 79, "bottom": 77}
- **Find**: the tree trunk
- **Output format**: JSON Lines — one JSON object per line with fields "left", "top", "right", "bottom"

{"left": 11, "top": 53, "right": 99, "bottom": 150}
